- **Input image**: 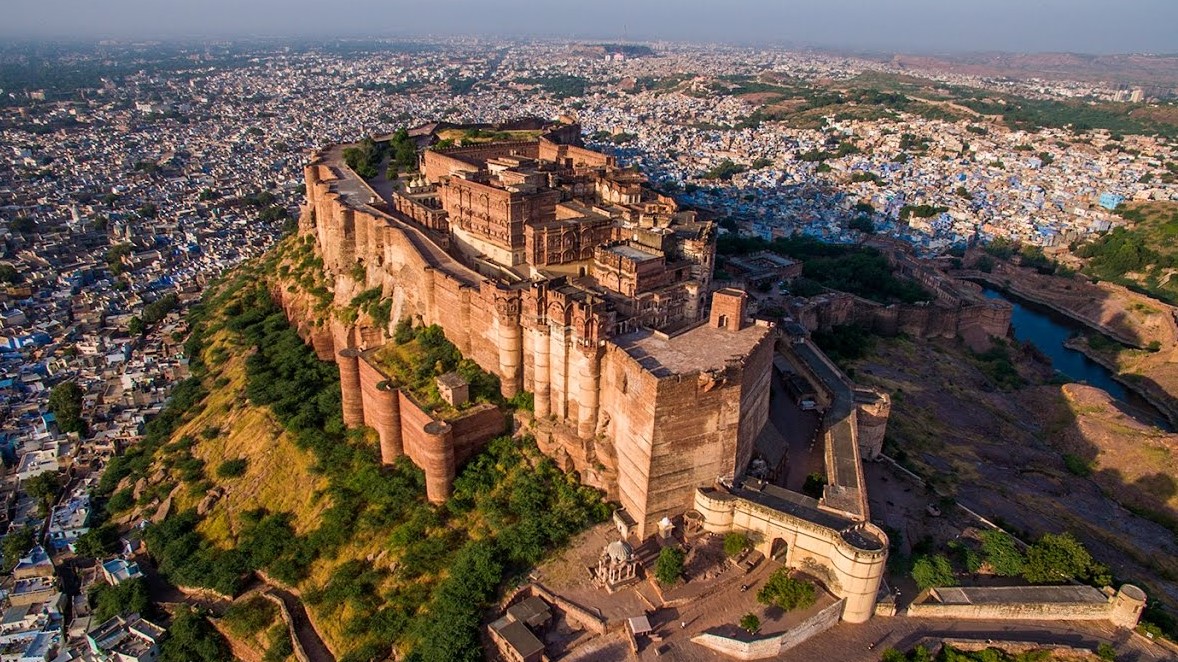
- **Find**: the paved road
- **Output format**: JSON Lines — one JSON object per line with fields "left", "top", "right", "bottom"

{"left": 768, "top": 369, "right": 822, "bottom": 492}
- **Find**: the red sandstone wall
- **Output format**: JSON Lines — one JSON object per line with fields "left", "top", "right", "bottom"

{"left": 450, "top": 405, "right": 508, "bottom": 465}
{"left": 599, "top": 345, "right": 658, "bottom": 535}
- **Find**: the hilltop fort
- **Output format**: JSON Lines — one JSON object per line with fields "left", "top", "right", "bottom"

{"left": 290, "top": 119, "right": 894, "bottom": 622}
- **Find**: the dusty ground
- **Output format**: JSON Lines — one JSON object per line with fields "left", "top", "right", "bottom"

{"left": 853, "top": 335, "right": 1178, "bottom": 610}
{"left": 535, "top": 522, "right": 841, "bottom": 661}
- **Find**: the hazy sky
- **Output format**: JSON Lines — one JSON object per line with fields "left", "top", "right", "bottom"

{"left": 4, "top": 0, "right": 1176, "bottom": 54}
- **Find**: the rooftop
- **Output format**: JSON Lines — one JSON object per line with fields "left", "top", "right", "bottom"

{"left": 614, "top": 321, "right": 771, "bottom": 378}
{"left": 928, "top": 585, "right": 1108, "bottom": 605}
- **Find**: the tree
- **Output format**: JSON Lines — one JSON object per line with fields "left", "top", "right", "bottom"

{"left": 24, "top": 471, "right": 60, "bottom": 516}
{"left": 724, "top": 532, "right": 749, "bottom": 557}
{"left": 757, "top": 569, "right": 817, "bottom": 611}
{"left": 48, "top": 381, "right": 88, "bottom": 436}
{"left": 160, "top": 607, "right": 231, "bottom": 662}
{"left": 0, "top": 264, "right": 21, "bottom": 284}
{"left": 106, "top": 488, "right": 135, "bottom": 514}
{"left": 848, "top": 215, "right": 874, "bottom": 233}
{"left": 979, "top": 530, "right": 1025, "bottom": 577}
{"left": 739, "top": 613, "right": 761, "bottom": 634}
{"left": 654, "top": 546, "right": 685, "bottom": 585}
{"left": 802, "top": 472, "right": 827, "bottom": 499}
{"left": 73, "top": 523, "right": 119, "bottom": 559}
{"left": 128, "top": 316, "right": 145, "bottom": 337}
{"left": 1, "top": 526, "right": 35, "bottom": 573}
{"left": 90, "top": 577, "right": 151, "bottom": 622}
{"left": 911, "top": 554, "right": 956, "bottom": 590}
{"left": 9, "top": 217, "right": 35, "bottom": 234}
{"left": 1023, "top": 532, "right": 1095, "bottom": 584}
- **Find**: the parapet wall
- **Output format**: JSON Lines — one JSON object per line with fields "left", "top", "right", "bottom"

{"left": 906, "top": 584, "right": 1146, "bottom": 629}
{"left": 693, "top": 488, "right": 887, "bottom": 624}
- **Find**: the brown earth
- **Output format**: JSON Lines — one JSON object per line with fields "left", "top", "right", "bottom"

{"left": 851, "top": 335, "right": 1178, "bottom": 610}
{"left": 1043, "top": 384, "right": 1178, "bottom": 525}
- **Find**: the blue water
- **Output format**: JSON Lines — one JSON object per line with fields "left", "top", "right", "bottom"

{"left": 980, "top": 287, "right": 1131, "bottom": 401}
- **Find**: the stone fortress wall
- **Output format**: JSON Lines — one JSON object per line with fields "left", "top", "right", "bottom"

{"left": 792, "top": 240, "right": 1011, "bottom": 344}
{"left": 907, "top": 584, "right": 1147, "bottom": 629}
{"left": 292, "top": 137, "right": 770, "bottom": 537}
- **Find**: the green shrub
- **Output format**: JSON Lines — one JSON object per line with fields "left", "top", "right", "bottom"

{"left": 216, "top": 458, "right": 248, "bottom": 479}
{"left": 979, "top": 530, "right": 1025, "bottom": 576}
{"left": 223, "top": 596, "right": 277, "bottom": 637}
{"left": 911, "top": 554, "right": 956, "bottom": 590}
{"left": 757, "top": 568, "right": 817, "bottom": 611}
{"left": 655, "top": 546, "right": 685, "bottom": 585}
{"left": 107, "top": 488, "right": 135, "bottom": 514}
{"left": 263, "top": 624, "right": 294, "bottom": 662}
{"left": 1062, "top": 453, "right": 1092, "bottom": 477}
{"left": 723, "top": 532, "right": 749, "bottom": 557}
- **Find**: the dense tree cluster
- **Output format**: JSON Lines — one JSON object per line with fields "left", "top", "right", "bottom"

{"left": 342, "top": 137, "right": 387, "bottom": 179}
{"left": 756, "top": 569, "right": 817, "bottom": 611}
{"left": 718, "top": 234, "right": 931, "bottom": 304}
{"left": 48, "top": 381, "right": 88, "bottom": 436}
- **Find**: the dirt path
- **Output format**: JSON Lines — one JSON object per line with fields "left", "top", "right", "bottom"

{"left": 265, "top": 585, "right": 336, "bottom": 662}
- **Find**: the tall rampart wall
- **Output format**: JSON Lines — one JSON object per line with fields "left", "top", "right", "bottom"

{"left": 906, "top": 585, "right": 1146, "bottom": 629}
{"left": 693, "top": 488, "right": 887, "bottom": 624}
{"left": 794, "top": 291, "right": 1010, "bottom": 341}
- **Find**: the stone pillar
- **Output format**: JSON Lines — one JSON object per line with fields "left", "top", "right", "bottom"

{"left": 531, "top": 326, "right": 551, "bottom": 418}
{"left": 375, "top": 382, "right": 403, "bottom": 464}
{"left": 338, "top": 349, "right": 365, "bottom": 428}
{"left": 495, "top": 295, "right": 522, "bottom": 398}
{"left": 577, "top": 345, "right": 601, "bottom": 439}
{"left": 549, "top": 325, "right": 569, "bottom": 420}
{"left": 422, "top": 267, "right": 436, "bottom": 323}
{"left": 457, "top": 287, "right": 473, "bottom": 355}
{"left": 421, "top": 421, "right": 455, "bottom": 504}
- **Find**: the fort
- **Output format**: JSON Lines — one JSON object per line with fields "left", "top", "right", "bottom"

{"left": 282, "top": 119, "right": 1065, "bottom": 632}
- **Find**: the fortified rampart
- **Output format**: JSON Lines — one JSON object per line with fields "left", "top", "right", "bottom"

{"left": 792, "top": 290, "right": 1010, "bottom": 343}
{"left": 694, "top": 486, "right": 887, "bottom": 623}
{"left": 343, "top": 349, "right": 507, "bottom": 503}
{"left": 907, "top": 584, "right": 1146, "bottom": 629}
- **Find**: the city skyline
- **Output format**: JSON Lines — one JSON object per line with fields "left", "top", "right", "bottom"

{"left": 3, "top": 0, "right": 1177, "bottom": 55}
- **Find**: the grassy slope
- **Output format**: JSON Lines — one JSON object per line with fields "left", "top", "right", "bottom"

{"left": 140, "top": 238, "right": 608, "bottom": 661}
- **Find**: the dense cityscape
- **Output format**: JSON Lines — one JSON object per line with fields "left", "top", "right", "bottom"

{"left": 0, "top": 34, "right": 1177, "bottom": 662}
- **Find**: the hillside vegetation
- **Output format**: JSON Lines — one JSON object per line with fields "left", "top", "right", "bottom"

{"left": 1076, "top": 201, "right": 1178, "bottom": 304}
{"left": 121, "top": 255, "right": 609, "bottom": 661}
